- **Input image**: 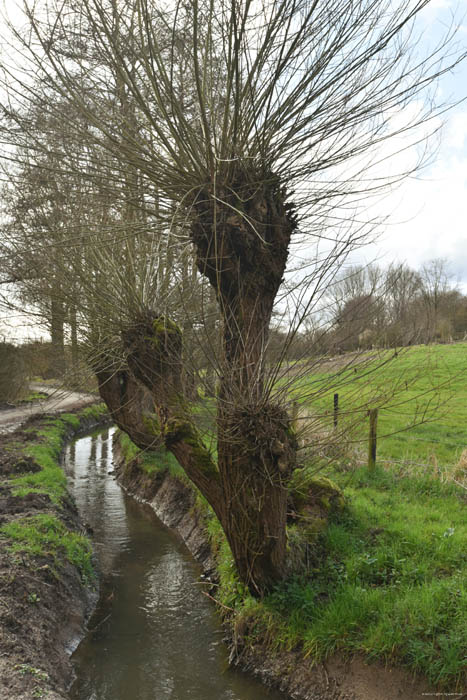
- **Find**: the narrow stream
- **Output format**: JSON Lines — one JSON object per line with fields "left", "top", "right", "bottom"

{"left": 64, "top": 428, "right": 285, "bottom": 700}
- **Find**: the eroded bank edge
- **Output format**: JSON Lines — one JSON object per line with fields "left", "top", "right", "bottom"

{"left": 0, "top": 404, "right": 112, "bottom": 700}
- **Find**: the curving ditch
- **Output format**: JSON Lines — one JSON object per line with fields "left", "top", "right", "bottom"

{"left": 64, "top": 427, "right": 285, "bottom": 700}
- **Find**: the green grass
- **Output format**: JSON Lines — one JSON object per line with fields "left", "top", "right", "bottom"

{"left": 297, "top": 343, "right": 467, "bottom": 476}
{"left": 118, "top": 430, "right": 184, "bottom": 478}
{"left": 11, "top": 404, "right": 108, "bottom": 503}
{"left": 1, "top": 403, "right": 108, "bottom": 584}
{"left": 20, "top": 391, "right": 48, "bottom": 404}
{"left": 254, "top": 464, "right": 466, "bottom": 689}
{"left": 0, "top": 513, "right": 94, "bottom": 583}
{"left": 203, "top": 462, "right": 466, "bottom": 690}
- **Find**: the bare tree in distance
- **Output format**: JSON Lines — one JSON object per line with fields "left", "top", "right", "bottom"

{"left": 0, "top": 0, "right": 465, "bottom": 594}
{"left": 419, "top": 258, "right": 455, "bottom": 343}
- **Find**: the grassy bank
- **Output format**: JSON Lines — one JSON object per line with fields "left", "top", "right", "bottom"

{"left": 0, "top": 403, "right": 110, "bottom": 699}
{"left": 0, "top": 404, "right": 108, "bottom": 579}
{"left": 118, "top": 395, "right": 467, "bottom": 691}
{"left": 9, "top": 405, "right": 108, "bottom": 505}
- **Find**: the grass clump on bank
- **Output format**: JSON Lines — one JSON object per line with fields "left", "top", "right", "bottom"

{"left": 118, "top": 430, "right": 185, "bottom": 479}
{"left": 0, "top": 513, "right": 94, "bottom": 583}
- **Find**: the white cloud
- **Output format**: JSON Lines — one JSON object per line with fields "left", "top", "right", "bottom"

{"left": 357, "top": 108, "right": 467, "bottom": 286}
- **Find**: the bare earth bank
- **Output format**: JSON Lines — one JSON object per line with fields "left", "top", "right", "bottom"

{"left": 0, "top": 410, "right": 110, "bottom": 700}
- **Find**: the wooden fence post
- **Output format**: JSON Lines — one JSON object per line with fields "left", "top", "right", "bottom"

{"left": 368, "top": 408, "right": 378, "bottom": 471}
{"left": 333, "top": 393, "right": 339, "bottom": 429}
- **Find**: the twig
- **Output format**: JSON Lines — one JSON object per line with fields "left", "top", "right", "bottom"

{"left": 87, "top": 613, "right": 111, "bottom": 634}
{"left": 202, "top": 590, "right": 234, "bottom": 612}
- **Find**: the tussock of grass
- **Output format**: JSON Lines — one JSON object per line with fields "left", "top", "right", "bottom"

{"left": 0, "top": 513, "right": 94, "bottom": 583}
{"left": 118, "top": 430, "right": 185, "bottom": 478}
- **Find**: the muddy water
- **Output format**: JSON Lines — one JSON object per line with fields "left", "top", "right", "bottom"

{"left": 64, "top": 428, "right": 285, "bottom": 700}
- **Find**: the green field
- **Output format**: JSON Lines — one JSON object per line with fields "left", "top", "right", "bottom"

{"left": 295, "top": 343, "right": 467, "bottom": 481}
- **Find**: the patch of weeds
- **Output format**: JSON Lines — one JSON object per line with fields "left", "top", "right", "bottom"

{"left": 11, "top": 444, "right": 68, "bottom": 504}
{"left": 56, "top": 412, "right": 81, "bottom": 430}
{"left": 266, "top": 576, "right": 322, "bottom": 628}
{"left": 215, "top": 538, "right": 250, "bottom": 611}
{"left": 79, "top": 403, "right": 108, "bottom": 422}
{"left": 141, "top": 447, "right": 183, "bottom": 478}
{"left": 118, "top": 430, "right": 141, "bottom": 462}
{"left": 359, "top": 574, "right": 467, "bottom": 688}
{"left": 20, "top": 391, "right": 48, "bottom": 404}
{"left": 15, "top": 664, "right": 49, "bottom": 682}
{"left": 0, "top": 513, "right": 95, "bottom": 583}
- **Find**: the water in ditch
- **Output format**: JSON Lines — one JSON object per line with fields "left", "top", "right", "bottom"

{"left": 64, "top": 427, "right": 285, "bottom": 700}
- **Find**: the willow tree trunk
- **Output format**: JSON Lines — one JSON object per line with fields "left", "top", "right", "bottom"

{"left": 191, "top": 174, "right": 298, "bottom": 594}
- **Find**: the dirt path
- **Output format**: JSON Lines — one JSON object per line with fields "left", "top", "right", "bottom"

{"left": 0, "top": 384, "right": 99, "bottom": 434}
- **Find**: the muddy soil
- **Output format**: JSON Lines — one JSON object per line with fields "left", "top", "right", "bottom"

{"left": 114, "top": 441, "right": 459, "bottom": 700}
{"left": 0, "top": 411, "right": 109, "bottom": 700}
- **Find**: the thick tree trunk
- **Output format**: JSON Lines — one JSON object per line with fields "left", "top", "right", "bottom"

{"left": 189, "top": 174, "right": 298, "bottom": 594}
{"left": 97, "top": 175, "right": 299, "bottom": 595}
{"left": 105, "top": 304, "right": 296, "bottom": 595}
{"left": 94, "top": 363, "right": 160, "bottom": 451}
{"left": 121, "top": 317, "right": 222, "bottom": 508}
{"left": 120, "top": 316, "right": 296, "bottom": 593}
{"left": 215, "top": 404, "right": 296, "bottom": 594}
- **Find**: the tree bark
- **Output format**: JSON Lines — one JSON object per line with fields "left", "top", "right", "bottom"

{"left": 94, "top": 363, "right": 160, "bottom": 451}
{"left": 121, "top": 316, "right": 222, "bottom": 508}
{"left": 95, "top": 175, "right": 299, "bottom": 595}
{"left": 215, "top": 403, "right": 297, "bottom": 594}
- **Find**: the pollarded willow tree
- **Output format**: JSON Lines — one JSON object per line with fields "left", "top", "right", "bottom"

{"left": 1, "top": 0, "right": 464, "bottom": 594}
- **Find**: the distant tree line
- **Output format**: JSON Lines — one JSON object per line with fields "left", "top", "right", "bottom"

{"left": 266, "top": 258, "right": 467, "bottom": 361}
